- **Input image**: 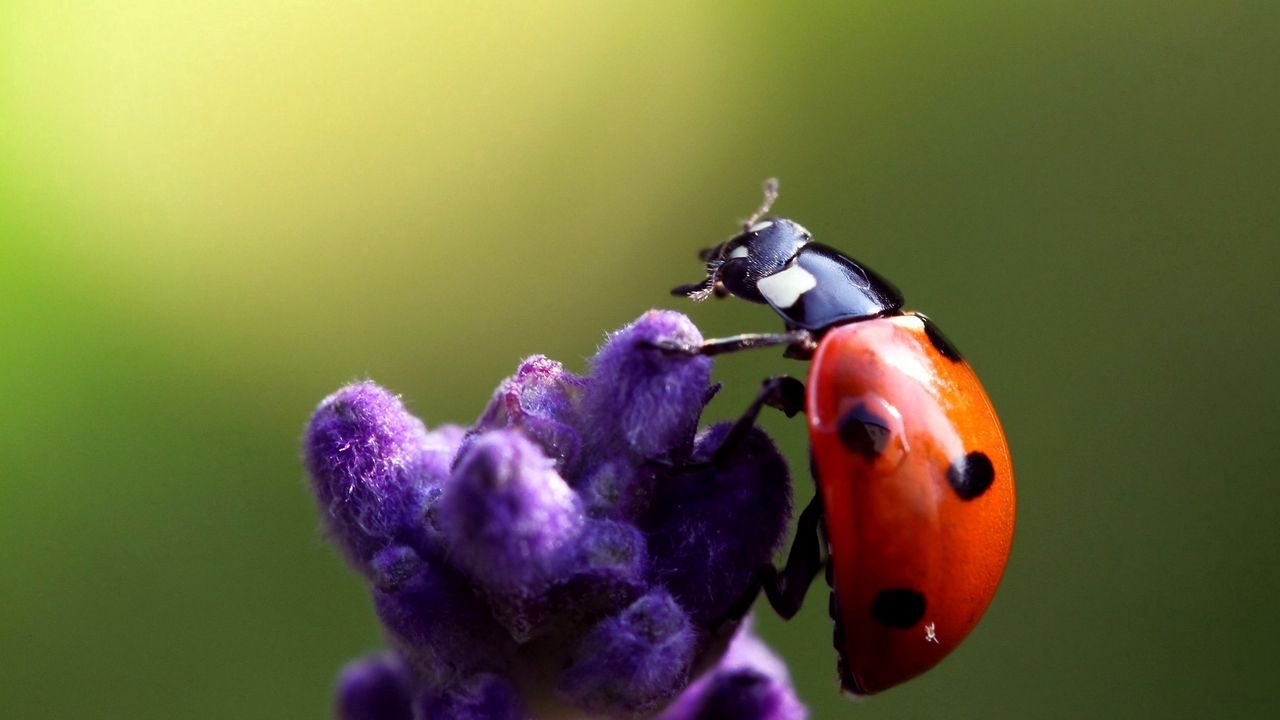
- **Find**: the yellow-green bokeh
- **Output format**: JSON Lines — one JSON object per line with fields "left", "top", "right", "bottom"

{"left": 2, "top": 2, "right": 1277, "bottom": 718}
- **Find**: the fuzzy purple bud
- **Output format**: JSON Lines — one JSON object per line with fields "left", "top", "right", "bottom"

{"left": 646, "top": 423, "right": 792, "bottom": 625}
{"left": 442, "top": 429, "right": 585, "bottom": 596}
{"left": 579, "top": 460, "right": 661, "bottom": 522}
{"left": 471, "top": 355, "right": 586, "bottom": 472}
{"left": 304, "top": 382, "right": 459, "bottom": 570}
{"left": 413, "top": 674, "right": 525, "bottom": 720}
{"left": 657, "top": 621, "right": 807, "bottom": 720}
{"left": 335, "top": 652, "right": 413, "bottom": 720}
{"left": 560, "top": 590, "right": 698, "bottom": 718}
{"left": 547, "top": 519, "right": 649, "bottom": 620}
{"left": 370, "top": 545, "right": 513, "bottom": 687}
{"left": 487, "top": 518, "right": 652, "bottom": 643}
{"left": 584, "top": 310, "right": 712, "bottom": 460}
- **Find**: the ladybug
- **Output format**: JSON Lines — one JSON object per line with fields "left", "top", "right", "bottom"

{"left": 660, "top": 180, "right": 1015, "bottom": 695}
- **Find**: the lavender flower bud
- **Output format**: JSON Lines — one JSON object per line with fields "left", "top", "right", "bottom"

{"left": 579, "top": 460, "right": 660, "bottom": 522}
{"left": 413, "top": 674, "right": 525, "bottom": 720}
{"left": 584, "top": 310, "right": 712, "bottom": 460}
{"left": 657, "top": 621, "right": 806, "bottom": 720}
{"left": 371, "top": 545, "right": 513, "bottom": 687}
{"left": 471, "top": 355, "right": 586, "bottom": 472}
{"left": 442, "top": 429, "right": 585, "bottom": 595}
{"left": 488, "top": 517, "right": 652, "bottom": 643}
{"left": 304, "top": 382, "right": 459, "bottom": 570}
{"left": 560, "top": 590, "right": 698, "bottom": 718}
{"left": 335, "top": 652, "right": 413, "bottom": 720}
{"left": 647, "top": 423, "right": 792, "bottom": 625}
{"left": 549, "top": 519, "right": 649, "bottom": 619}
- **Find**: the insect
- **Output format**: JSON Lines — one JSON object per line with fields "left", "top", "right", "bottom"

{"left": 661, "top": 179, "right": 1015, "bottom": 695}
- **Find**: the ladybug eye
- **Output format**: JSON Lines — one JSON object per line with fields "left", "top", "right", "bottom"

{"left": 718, "top": 257, "right": 765, "bottom": 303}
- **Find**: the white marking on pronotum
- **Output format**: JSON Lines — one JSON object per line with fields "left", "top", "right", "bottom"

{"left": 728, "top": 245, "right": 750, "bottom": 259}
{"left": 747, "top": 220, "right": 774, "bottom": 233}
{"left": 791, "top": 222, "right": 812, "bottom": 238}
{"left": 757, "top": 263, "right": 817, "bottom": 308}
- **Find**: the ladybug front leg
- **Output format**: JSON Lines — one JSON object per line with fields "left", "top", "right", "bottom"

{"left": 710, "top": 374, "right": 805, "bottom": 463}
{"left": 644, "top": 329, "right": 815, "bottom": 357}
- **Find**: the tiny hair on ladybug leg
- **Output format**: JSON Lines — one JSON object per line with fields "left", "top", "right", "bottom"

{"left": 710, "top": 375, "right": 805, "bottom": 464}
{"left": 760, "top": 495, "right": 826, "bottom": 620}
{"left": 643, "top": 329, "right": 813, "bottom": 358}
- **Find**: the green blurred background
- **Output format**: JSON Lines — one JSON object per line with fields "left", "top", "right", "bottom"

{"left": 2, "top": 2, "right": 1276, "bottom": 718}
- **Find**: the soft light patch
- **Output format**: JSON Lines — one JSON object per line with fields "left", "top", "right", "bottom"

{"left": 757, "top": 264, "right": 817, "bottom": 308}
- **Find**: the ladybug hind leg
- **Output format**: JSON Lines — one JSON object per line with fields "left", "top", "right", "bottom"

{"left": 714, "top": 494, "right": 826, "bottom": 626}
{"left": 760, "top": 494, "right": 826, "bottom": 619}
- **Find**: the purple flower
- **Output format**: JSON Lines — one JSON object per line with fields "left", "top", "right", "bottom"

{"left": 470, "top": 355, "right": 586, "bottom": 473}
{"left": 443, "top": 429, "right": 584, "bottom": 595}
{"left": 583, "top": 310, "right": 712, "bottom": 462}
{"left": 304, "top": 382, "right": 462, "bottom": 571}
{"left": 559, "top": 590, "right": 697, "bottom": 717}
{"left": 304, "top": 311, "right": 807, "bottom": 719}
{"left": 336, "top": 653, "right": 413, "bottom": 720}
{"left": 368, "top": 545, "right": 514, "bottom": 687}
{"left": 414, "top": 674, "right": 525, "bottom": 720}
{"left": 656, "top": 619, "right": 807, "bottom": 720}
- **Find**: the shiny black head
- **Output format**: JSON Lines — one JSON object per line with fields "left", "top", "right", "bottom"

{"left": 673, "top": 185, "right": 905, "bottom": 331}
{"left": 675, "top": 218, "right": 816, "bottom": 303}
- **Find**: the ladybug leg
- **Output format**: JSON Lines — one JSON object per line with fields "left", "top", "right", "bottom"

{"left": 710, "top": 374, "right": 805, "bottom": 463}
{"left": 660, "top": 375, "right": 804, "bottom": 474}
{"left": 643, "top": 329, "right": 813, "bottom": 357}
{"left": 759, "top": 493, "right": 826, "bottom": 620}
{"left": 714, "top": 494, "right": 824, "bottom": 626}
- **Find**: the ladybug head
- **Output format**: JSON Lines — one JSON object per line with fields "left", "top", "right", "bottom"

{"left": 673, "top": 218, "right": 814, "bottom": 303}
{"left": 672, "top": 180, "right": 906, "bottom": 331}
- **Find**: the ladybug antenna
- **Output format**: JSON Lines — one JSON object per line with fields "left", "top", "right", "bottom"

{"left": 674, "top": 178, "right": 781, "bottom": 302}
{"left": 742, "top": 177, "right": 780, "bottom": 230}
{"left": 676, "top": 256, "right": 724, "bottom": 302}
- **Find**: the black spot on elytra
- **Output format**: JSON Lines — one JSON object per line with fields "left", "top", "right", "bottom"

{"left": 871, "top": 589, "right": 927, "bottom": 628}
{"left": 947, "top": 451, "right": 995, "bottom": 500}
{"left": 836, "top": 403, "right": 891, "bottom": 459}
{"left": 920, "top": 314, "right": 963, "bottom": 362}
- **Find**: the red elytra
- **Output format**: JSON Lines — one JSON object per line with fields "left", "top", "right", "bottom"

{"left": 807, "top": 314, "right": 1014, "bottom": 694}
